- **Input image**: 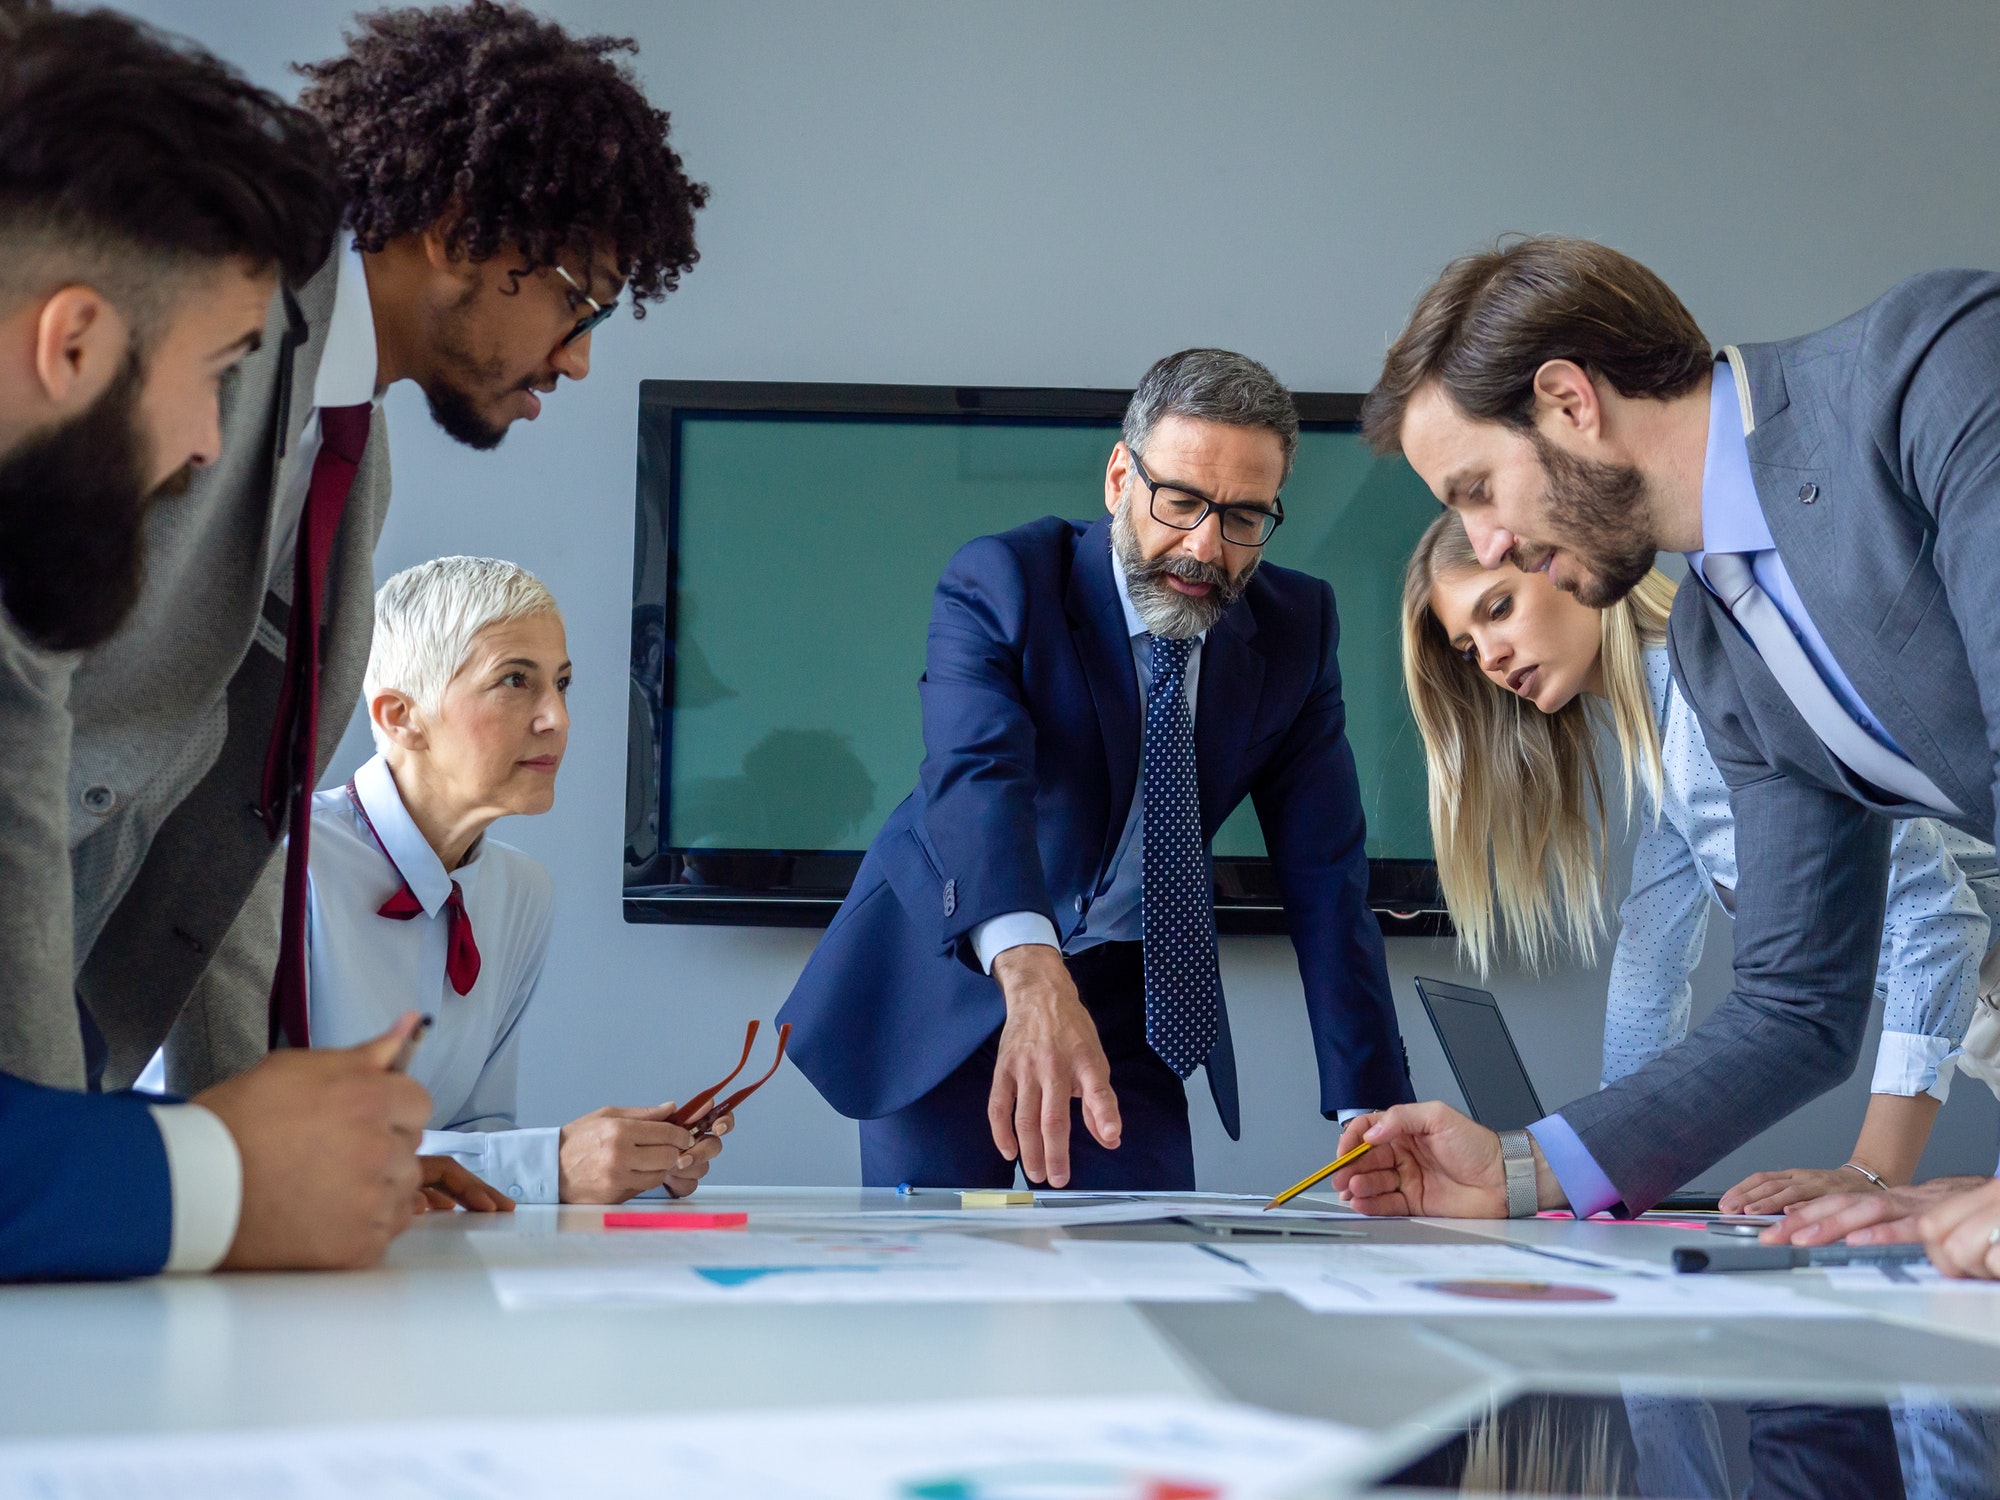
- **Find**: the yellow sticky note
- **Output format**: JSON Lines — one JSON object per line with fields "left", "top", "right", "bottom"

{"left": 961, "top": 1190, "right": 1035, "bottom": 1208}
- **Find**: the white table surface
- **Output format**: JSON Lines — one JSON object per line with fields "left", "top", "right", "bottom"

{"left": 6, "top": 1187, "right": 2000, "bottom": 1476}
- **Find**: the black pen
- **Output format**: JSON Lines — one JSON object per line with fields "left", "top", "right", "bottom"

{"left": 387, "top": 1014, "right": 435, "bottom": 1075}
{"left": 1673, "top": 1241, "right": 1929, "bottom": 1274}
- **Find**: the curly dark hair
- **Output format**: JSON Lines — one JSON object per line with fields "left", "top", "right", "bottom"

{"left": 295, "top": 0, "right": 707, "bottom": 315}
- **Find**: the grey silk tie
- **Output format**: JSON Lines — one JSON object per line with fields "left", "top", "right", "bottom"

{"left": 1700, "top": 551, "right": 1960, "bottom": 815}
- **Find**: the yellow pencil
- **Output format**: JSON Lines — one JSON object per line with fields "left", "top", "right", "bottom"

{"left": 1263, "top": 1140, "right": 1374, "bottom": 1210}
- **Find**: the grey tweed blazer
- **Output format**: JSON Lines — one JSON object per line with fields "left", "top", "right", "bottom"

{"left": 0, "top": 250, "right": 390, "bottom": 1091}
{"left": 1557, "top": 271, "right": 2000, "bottom": 1212}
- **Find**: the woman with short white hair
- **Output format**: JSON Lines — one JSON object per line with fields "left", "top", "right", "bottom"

{"left": 307, "top": 556, "right": 728, "bottom": 1204}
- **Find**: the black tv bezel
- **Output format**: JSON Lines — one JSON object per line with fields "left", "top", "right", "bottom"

{"left": 625, "top": 380, "right": 1447, "bottom": 937}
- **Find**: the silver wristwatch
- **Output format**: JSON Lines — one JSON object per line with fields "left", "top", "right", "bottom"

{"left": 1498, "top": 1130, "right": 1538, "bottom": 1219}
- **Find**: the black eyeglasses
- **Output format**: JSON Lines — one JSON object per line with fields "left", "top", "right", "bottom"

{"left": 1129, "top": 449, "right": 1284, "bottom": 546}
{"left": 554, "top": 265, "right": 619, "bottom": 347}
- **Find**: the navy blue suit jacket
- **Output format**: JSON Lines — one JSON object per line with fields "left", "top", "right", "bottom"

{"left": 779, "top": 516, "right": 1413, "bottom": 1137}
{"left": 1, "top": 1071, "right": 172, "bottom": 1281}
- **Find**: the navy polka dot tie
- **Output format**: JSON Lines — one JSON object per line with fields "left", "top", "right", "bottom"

{"left": 1142, "top": 633, "right": 1221, "bottom": 1078}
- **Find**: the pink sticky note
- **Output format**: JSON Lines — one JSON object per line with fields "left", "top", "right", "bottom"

{"left": 603, "top": 1211, "right": 748, "bottom": 1230}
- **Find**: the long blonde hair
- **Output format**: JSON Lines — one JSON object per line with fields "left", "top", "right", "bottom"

{"left": 1401, "top": 513, "right": 1676, "bottom": 974}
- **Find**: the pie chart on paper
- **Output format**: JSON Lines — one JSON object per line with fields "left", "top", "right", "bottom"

{"left": 1416, "top": 1278, "right": 1616, "bottom": 1303}
{"left": 899, "top": 1463, "right": 1223, "bottom": 1499}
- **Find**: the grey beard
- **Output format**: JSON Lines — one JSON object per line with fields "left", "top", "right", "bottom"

{"left": 1110, "top": 489, "right": 1257, "bottom": 639}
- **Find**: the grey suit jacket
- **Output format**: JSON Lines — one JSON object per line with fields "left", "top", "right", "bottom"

{"left": 0, "top": 249, "right": 390, "bottom": 1090}
{"left": 1559, "top": 270, "right": 2000, "bottom": 1212}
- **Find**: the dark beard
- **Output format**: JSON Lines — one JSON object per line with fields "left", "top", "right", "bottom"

{"left": 1522, "top": 432, "right": 1659, "bottom": 609}
{"left": 0, "top": 352, "right": 153, "bottom": 651}
{"left": 424, "top": 379, "right": 508, "bottom": 451}
{"left": 1110, "top": 489, "right": 1259, "bottom": 638}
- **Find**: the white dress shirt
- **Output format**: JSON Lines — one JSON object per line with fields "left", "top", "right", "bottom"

{"left": 306, "top": 754, "right": 559, "bottom": 1201}
{"left": 145, "top": 1102, "right": 242, "bottom": 1272}
{"left": 971, "top": 547, "right": 1204, "bottom": 969}
{"left": 262, "top": 238, "right": 379, "bottom": 602}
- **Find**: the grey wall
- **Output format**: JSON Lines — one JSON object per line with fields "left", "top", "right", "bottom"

{"left": 123, "top": 0, "right": 2000, "bottom": 1190}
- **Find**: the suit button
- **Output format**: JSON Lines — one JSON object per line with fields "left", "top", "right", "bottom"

{"left": 80, "top": 784, "right": 117, "bottom": 815}
{"left": 1798, "top": 482, "right": 1818, "bottom": 504}
{"left": 942, "top": 878, "right": 957, "bottom": 917}
{"left": 1074, "top": 895, "right": 1086, "bottom": 913}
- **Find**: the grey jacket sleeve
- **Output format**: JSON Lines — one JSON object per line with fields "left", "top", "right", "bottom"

{"left": 1878, "top": 272, "right": 2000, "bottom": 858}
{"left": 0, "top": 619, "right": 85, "bottom": 1089}
{"left": 1556, "top": 611, "right": 1892, "bottom": 1213}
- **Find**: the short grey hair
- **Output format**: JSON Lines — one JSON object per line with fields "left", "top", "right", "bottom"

{"left": 1121, "top": 348, "right": 1300, "bottom": 480}
{"left": 364, "top": 556, "right": 561, "bottom": 752}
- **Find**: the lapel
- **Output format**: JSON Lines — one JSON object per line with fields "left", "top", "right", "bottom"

{"left": 1065, "top": 519, "right": 1141, "bottom": 874}
{"left": 1195, "top": 596, "right": 1265, "bottom": 836}
{"left": 1735, "top": 343, "right": 1977, "bottom": 814}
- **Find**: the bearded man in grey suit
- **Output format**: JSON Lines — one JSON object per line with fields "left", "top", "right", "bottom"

{"left": 1325, "top": 237, "right": 2000, "bottom": 1272}
{"left": 3, "top": 1, "right": 708, "bottom": 1097}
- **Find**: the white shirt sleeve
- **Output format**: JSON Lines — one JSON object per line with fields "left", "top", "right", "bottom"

{"left": 146, "top": 1103, "right": 242, "bottom": 1273}
{"left": 971, "top": 912, "right": 1060, "bottom": 973}
{"left": 420, "top": 1125, "right": 561, "bottom": 1204}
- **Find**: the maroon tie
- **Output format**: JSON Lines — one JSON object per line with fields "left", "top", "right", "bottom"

{"left": 263, "top": 403, "right": 372, "bottom": 1049}
{"left": 376, "top": 880, "right": 483, "bottom": 995}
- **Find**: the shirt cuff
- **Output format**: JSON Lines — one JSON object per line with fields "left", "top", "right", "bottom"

{"left": 1870, "top": 1030, "right": 1957, "bottom": 1100}
{"left": 1335, "top": 1108, "right": 1372, "bottom": 1124}
{"left": 421, "top": 1127, "right": 561, "bottom": 1204}
{"left": 971, "top": 912, "right": 1060, "bottom": 974}
{"left": 147, "top": 1103, "right": 242, "bottom": 1273}
{"left": 1526, "top": 1114, "right": 1622, "bottom": 1218}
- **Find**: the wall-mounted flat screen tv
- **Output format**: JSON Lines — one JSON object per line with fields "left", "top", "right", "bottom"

{"left": 626, "top": 382, "right": 1446, "bottom": 935}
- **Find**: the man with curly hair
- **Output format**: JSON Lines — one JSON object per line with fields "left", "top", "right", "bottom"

{"left": 13, "top": 1, "right": 707, "bottom": 1103}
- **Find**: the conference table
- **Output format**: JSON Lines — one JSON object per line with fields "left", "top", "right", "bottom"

{"left": 5, "top": 1188, "right": 2000, "bottom": 1494}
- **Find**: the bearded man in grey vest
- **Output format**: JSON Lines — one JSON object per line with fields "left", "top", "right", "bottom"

{"left": 0, "top": 2, "right": 707, "bottom": 1095}
{"left": 1326, "top": 236, "right": 2000, "bottom": 1277}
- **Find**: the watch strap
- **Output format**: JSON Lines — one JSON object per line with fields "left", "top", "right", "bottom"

{"left": 1498, "top": 1129, "right": 1538, "bottom": 1219}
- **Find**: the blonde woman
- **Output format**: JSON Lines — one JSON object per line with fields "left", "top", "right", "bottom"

{"left": 1401, "top": 513, "right": 1998, "bottom": 1211}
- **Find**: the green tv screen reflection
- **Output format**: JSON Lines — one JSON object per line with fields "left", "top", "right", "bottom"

{"left": 651, "top": 412, "right": 1438, "bottom": 866}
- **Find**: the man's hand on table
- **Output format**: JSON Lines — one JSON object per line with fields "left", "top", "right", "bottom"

{"left": 1760, "top": 1176, "right": 1991, "bottom": 1246}
{"left": 1330, "top": 1102, "right": 1564, "bottom": 1218}
{"left": 988, "top": 943, "right": 1120, "bottom": 1189}
{"left": 559, "top": 1105, "right": 727, "bottom": 1203}
{"left": 197, "top": 1013, "right": 433, "bottom": 1270}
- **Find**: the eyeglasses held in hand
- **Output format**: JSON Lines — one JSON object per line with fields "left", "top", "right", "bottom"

{"left": 668, "top": 1019, "right": 792, "bottom": 1138}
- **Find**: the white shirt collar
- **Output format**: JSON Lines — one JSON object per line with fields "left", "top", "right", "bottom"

{"left": 312, "top": 236, "right": 379, "bottom": 409}
{"left": 1109, "top": 544, "right": 1209, "bottom": 646}
{"left": 351, "top": 754, "right": 482, "bottom": 916}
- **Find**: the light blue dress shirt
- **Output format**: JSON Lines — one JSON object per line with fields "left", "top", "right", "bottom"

{"left": 305, "top": 754, "right": 560, "bottom": 1202}
{"left": 1530, "top": 361, "right": 1997, "bottom": 1215}
{"left": 1603, "top": 646, "right": 1996, "bottom": 1097}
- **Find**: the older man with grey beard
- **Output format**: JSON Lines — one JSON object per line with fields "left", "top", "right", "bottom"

{"left": 779, "top": 347, "right": 1414, "bottom": 1192}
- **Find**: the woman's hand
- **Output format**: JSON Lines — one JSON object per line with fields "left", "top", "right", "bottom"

{"left": 415, "top": 1155, "right": 515, "bottom": 1213}
{"left": 1721, "top": 1166, "right": 1873, "bottom": 1215}
{"left": 560, "top": 1103, "right": 723, "bottom": 1203}
{"left": 665, "top": 1111, "right": 732, "bottom": 1198}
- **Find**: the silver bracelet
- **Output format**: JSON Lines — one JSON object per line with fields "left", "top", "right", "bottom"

{"left": 1840, "top": 1161, "right": 1887, "bottom": 1190}
{"left": 1498, "top": 1130, "right": 1538, "bottom": 1218}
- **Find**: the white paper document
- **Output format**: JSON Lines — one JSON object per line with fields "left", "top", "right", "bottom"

{"left": 1231, "top": 1241, "right": 1854, "bottom": 1317}
{"left": 1824, "top": 1263, "right": 2000, "bottom": 1292}
{"left": 0, "top": 1396, "right": 1370, "bottom": 1500}
{"left": 481, "top": 1227, "right": 1262, "bottom": 1308}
